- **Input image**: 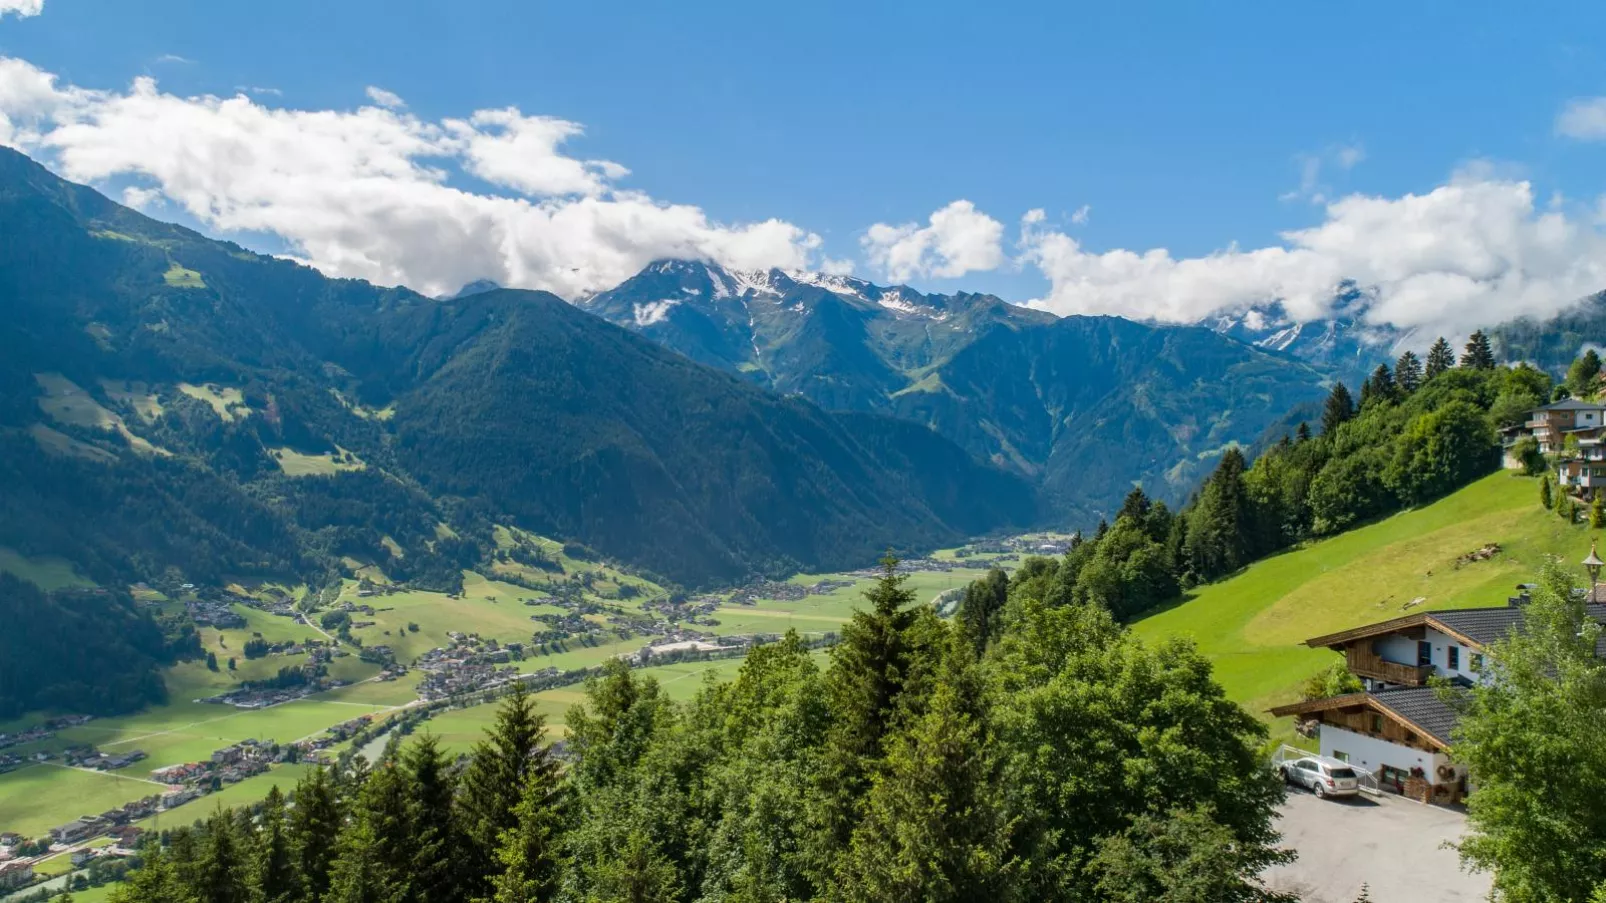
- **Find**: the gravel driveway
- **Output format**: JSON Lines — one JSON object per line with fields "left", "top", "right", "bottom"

{"left": 1263, "top": 789, "right": 1492, "bottom": 903}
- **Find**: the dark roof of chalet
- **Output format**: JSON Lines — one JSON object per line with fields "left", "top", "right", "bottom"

{"left": 1303, "top": 603, "right": 1606, "bottom": 654}
{"left": 1370, "top": 687, "right": 1462, "bottom": 747}
{"left": 1268, "top": 686, "right": 1468, "bottom": 748}
{"left": 1537, "top": 398, "right": 1606, "bottom": 412}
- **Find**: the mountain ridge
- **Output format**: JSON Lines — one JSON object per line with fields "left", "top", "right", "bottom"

{"left": 0, "top": 145, "right": 1037, "bottom": 590}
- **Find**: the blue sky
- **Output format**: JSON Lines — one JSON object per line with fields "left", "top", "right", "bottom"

{"left": 4, "top": 0, "right": 1606, "bottom": 335}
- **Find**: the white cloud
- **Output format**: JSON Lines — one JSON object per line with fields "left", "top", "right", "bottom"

{"left": 818, "top": 256, "right": 855, "bottom": 276}
{"left": 1335, "top": 143, "right": 1365, "bottom": 169}
{"left": 1020, "top": 168, "right": 1606, "bottom": 338}
{"left": 1070, "top": 204, "right": 1091, "bottom": 225}
{"left": 0, "top": 0, "right": 43, "bottom": 18}
{"left": 364, "top": 86, "right": 405, "bottom": 109}
{"left": 236, "top": 86, "right": 283, "bottom": 98}
{"left": 1557, "top": 96, "right": 1606, "bottom": 141}
{"left": 862, "top": 199, "right": 1005, "bottom": 281}
{"left": 1281, "top": 143, "right": 1366, "bottom": 204}
{"left": 0, "top": 58, "right": 822, "bottom": 298}
{"left": 154, "top": 54, "right": 191, "bottom": 65}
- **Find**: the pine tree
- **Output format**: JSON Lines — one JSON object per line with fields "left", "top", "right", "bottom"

{"left": 1295, "top": 422, "right": 1311, "bottom": 443}
{"left": 108, "top": 846, "right": 188, "bottom": 903}
{"left": 481, "top": 764, "right": 567, "bottom": 903}
{"left": 1364, "top": 363, "right": 1396, "bottom": 406}
{"left": 1395, "top": 350, "right": 1423, "bottom": 394}
{"left": 1425, "top": 337, "right": 1455, "bottom": 380}
{"left": 1321, "top": 383, "right": 1355, "bottom": 436}
{"left": 812, "top": 555, "right": 921, "bottom": 868}
{"left": 289, "top": 766, "right": 344, "bottom": 901}
{"left": 956, "top": 568, "right": 1009, "bottom": 657}
{"left": 456, "top": 683, "right": 560, "bottom": 901}
{"left": 837, "top": 634, "right": 1016, "bottom": 902}
{"left": 195, "top": 811, "right": 248, "bottom": 903}
{"left": 324, "top": 818, "right": 406, "bottom": 903}
{"left": 1185, "top": 447, "right": 1254, "bottom": 580}
{"left": 252, "top": 785, "right": 300, "bottom": 903}
{"left": 1461, "top": 330, "right": 1496, "bottom": 369}
{"left": 1541, "top": 475, "right": 1554, "bottom": 511}
{"left": 1095, "top": 518, "right": 1109, "bottom": 540}
{"left": 402, "top": 734, "right": 461, "bottom": 903}
{"left": 1117, "top": 487, "right": 1151, "bottom": 524}
{"left": 1591, "top": 496, "right": 1604, "bottom": 530}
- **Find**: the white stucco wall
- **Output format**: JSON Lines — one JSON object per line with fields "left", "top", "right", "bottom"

{"left": 1371, "top": 627, "right": 1488, "bottom": 685}
{"left": 1319, "top": 724, "right": 1451, "bottom": 779}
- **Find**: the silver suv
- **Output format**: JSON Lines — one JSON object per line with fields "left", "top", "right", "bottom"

{"left": 1280, "top": 755, "right": 1360, "bottom": 798}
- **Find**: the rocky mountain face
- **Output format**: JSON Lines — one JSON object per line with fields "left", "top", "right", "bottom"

{"left": 583, "top": 260, "right": 1334, "bottom": 523}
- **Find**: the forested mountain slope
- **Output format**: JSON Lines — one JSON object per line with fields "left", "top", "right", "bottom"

{"left": 0, "top": 145, "right": 1036, "bottom": 596}
{"left": 584, "top": 260, "right": 1333, "bottom": 521}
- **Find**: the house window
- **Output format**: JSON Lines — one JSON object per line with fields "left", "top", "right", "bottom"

{"left": 1371, "top": 714, "right": 1384, "bottom": 734}
{"left": 1332, "top": 750, "right": 1349, "bottom": 762}
{"left": 1417, "top": 640, "right": 1432, "bottom": 666}
{"left": 1470, "top": 653, "right": 1485, "bottom": 673}
{"left": 1447, "top": 646, "right": 1460, "bottom": 670}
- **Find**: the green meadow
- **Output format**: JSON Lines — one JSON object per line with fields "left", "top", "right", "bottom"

{"left": 1132, "top": 471, "right": 1595, "bottom": 724}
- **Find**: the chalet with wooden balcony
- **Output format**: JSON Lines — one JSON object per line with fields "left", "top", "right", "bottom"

{"left": 1522, "top": 398, "right": 1606, "bottom": 454}
{"left": 1272, "top": 598, "right": 1606, "bottom": 802}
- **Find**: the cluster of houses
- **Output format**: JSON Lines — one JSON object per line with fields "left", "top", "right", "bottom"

{"left": 186, "top": 598, "right": 248, "bottom": 630}
{"left": 1272, "top": 573, "right": 1606, "bottom": 805}
{"left": 1503, "top": 398, "right": 1606, "bottom": 497}
{"left": 149, "top": 738, "right": 288, "bottom": 790}
{"left": 415, "top": 634, "right": 540, "bottom": 700}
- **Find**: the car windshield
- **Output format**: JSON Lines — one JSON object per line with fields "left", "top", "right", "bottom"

{"left": 1328, "top": 767, "right": 1358, "bottom": 779}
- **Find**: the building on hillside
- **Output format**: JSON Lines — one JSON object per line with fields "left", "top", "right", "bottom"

{"left": 1557, "top": 435, "right": 1606, "bottom": 497}
{"left": 1522, "top": 398, "right": 1606, "bottom": 455}
{"left": 1271, "top": 595, "right": 1606, "bottom": 803}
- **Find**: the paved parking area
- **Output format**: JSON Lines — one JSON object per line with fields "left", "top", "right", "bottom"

{"left": 1262, "top": 789, "right": 1492, "bottom": 903}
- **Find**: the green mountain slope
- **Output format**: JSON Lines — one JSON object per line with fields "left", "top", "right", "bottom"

{"left": 1131, "top": 471, "right": 1593, "bottom": 719}
{"left": 0, "top": 145, "right": 1036, "bottom": 596}
{"left": 583, "top": 260, "right": 1332, "bottom": 523}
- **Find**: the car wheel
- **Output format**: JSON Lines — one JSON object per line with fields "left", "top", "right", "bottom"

{"left": 1279, "top": 766, "right": 1291, "bottom": 784}
{"left": 1313, "top": 783, "right": 1326, "bottom": 799}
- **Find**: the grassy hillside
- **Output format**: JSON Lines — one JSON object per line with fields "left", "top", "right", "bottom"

{"left": 1132, "top": 471, "right": 1596, "bottom": 722}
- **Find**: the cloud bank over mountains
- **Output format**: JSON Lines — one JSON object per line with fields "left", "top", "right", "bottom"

{"left": 1, "top": 45, "right": 1605, "bottom": 338}
{"left": 0, "top": 58, "right": 821, "bottom": 299}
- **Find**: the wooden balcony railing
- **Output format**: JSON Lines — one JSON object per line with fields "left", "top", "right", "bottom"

{"left": 1346, "top": 648, "right": 1433, "bottom": 686}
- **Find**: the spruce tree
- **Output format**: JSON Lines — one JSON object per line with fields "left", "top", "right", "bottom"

{"left": 108, "top": 846, "right": 187, "bottom": 903}
{"left": 289, "top": 766, "right": 344, "bottom": 900}
{"left": 1395, "top": 350, "right": 1423, "bottom": 394}
{"left": 481, "top": 765, "right": 567, "bottom": 903}
{"left": 1321, "top": 383, "right": 1355, "bottom": 436}
{"left": 324, "top": 818, "right": 406, "bottom": 903}
{"left": 956, "top": 568, "right": 1009, "bottom": 657}
{"left": 837, "top": 634, "right": 1016, "bottom": 902}
{"left": 1185, "top": 448, "right": 1253, "bottom": 579}
{"left": 402, "top": 734, "right": 461, "bottom": 903}
{"left": 812, "top": 555, "right": 921, "bottom": 869}
{"left": 1117, "top": 487, "right": 1151, "bottom": 524}
{"left": 1366, "top": 363, "right": 1396, "bottom": 404}
{"left": 1425, "top": 337, "right": 1455, "bottom": 380}
{"left": 195, "top": 811, "right": 248, "bottom": 903}
{"left": 1295, "top": 422, "right": 1311, "bottom": 443}
{"left": 252, "top": 785, "right": 300, "bottom": 903}
{"left": 1461, "top": 330, "right": 1496, "bottom": 369}
{"left": 1591, "top": 496, "right": 1604, "bottom": 530}
{"left": 1541, "top": 475, "right": 1553, "bottom": 511}
{"left": 456, "top": 683, "right": 560, "bottom": 901}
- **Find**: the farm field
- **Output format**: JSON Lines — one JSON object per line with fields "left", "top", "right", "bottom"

{"left": 1132, "top": 471, "right": 1593, "bottom": 725}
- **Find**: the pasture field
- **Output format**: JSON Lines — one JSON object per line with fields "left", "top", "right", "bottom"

{"left": 0, "top": 547, "right": 94, "bottom": 590}
{"left": 176, "top": 383, "right": 248, "bottom": 421}
{"left": 1132, "top": 472, "right": 1592, "bottom": 722}
{"left": 270, "top": 447, "right": 367, "bottom": 477}
{"left": 162, "top": 263, "right": 206, "bottom": 288}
